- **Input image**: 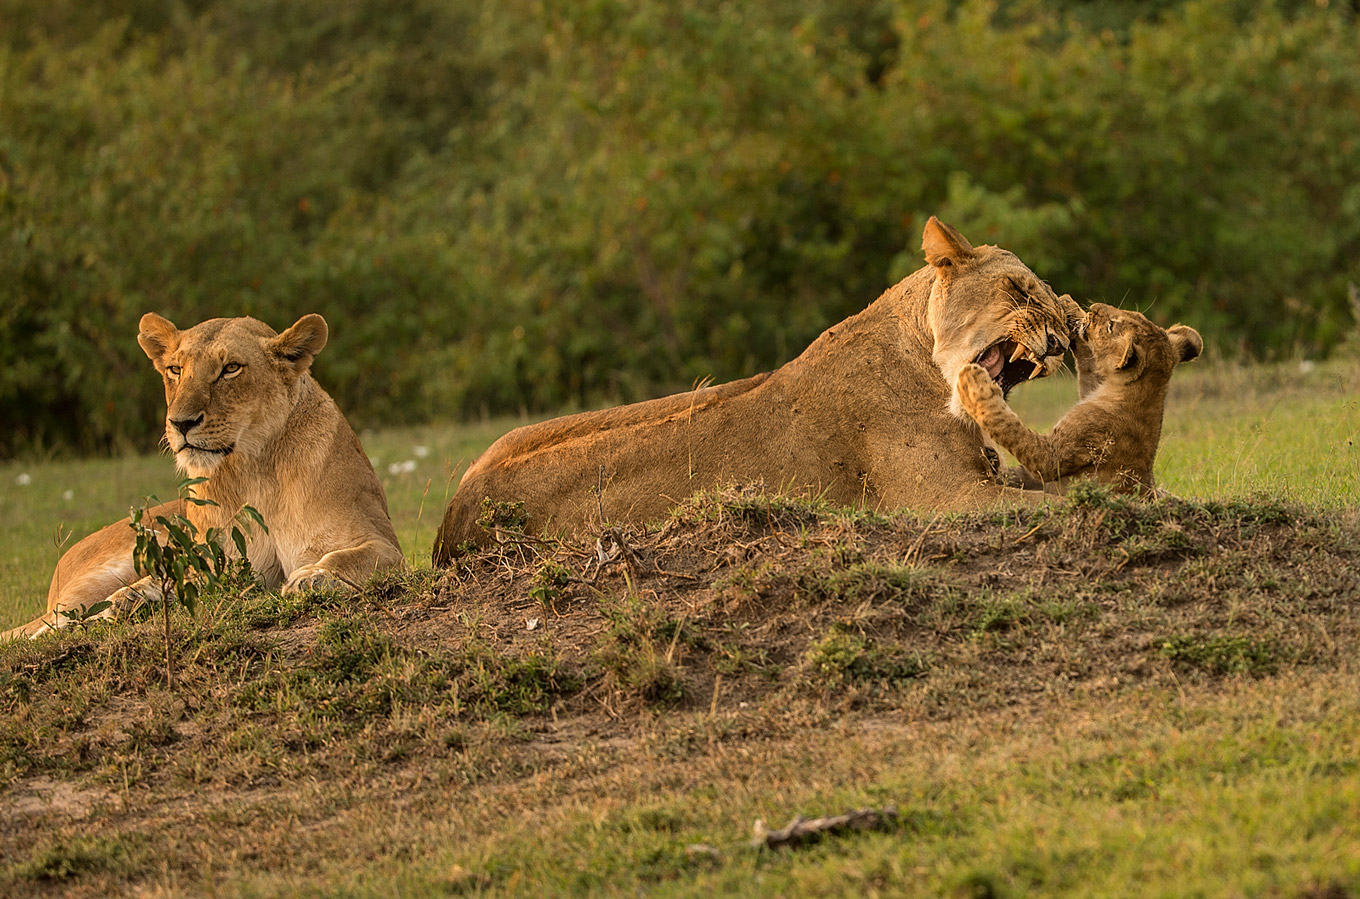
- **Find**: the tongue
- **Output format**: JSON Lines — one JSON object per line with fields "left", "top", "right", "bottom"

{"left": 978, "top": 345, "right": 1004, "bottom": 379}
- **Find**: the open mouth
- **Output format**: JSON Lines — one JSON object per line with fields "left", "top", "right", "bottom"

{"left": 974, "top": 339, "right": 1048, "bottom": 396}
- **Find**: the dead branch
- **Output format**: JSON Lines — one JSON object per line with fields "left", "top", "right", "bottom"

{"left": 752, "top": 807, "right": 898, "bottom": 850}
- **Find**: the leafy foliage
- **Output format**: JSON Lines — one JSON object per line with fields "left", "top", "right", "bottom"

{"left": 127, "top": 478, "right": 264, "bottom": 687}
{"left": 2, "top": 0, "right": 1358, "bottom": 456}
{"left": 129, "top": 479, "right": 264, "bottom": 617}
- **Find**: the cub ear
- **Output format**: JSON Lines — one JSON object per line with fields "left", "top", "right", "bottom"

{"left": 1058, "top": 294, "right": 1085, "bottom": 322}
{"left": 922, "top": 216, "right": 977, "bottom": 270}
{"left": 1116, "top": 333, "right": 1139, "bottom": 371}
{"left": 271, "top": 314, "right": 329, "bottom": 374}
{"left": 138, "top": 313, "right": 181, "bottom": 368}
{"left": 1167, "top": 324, "right": 1203, "bottom": 364}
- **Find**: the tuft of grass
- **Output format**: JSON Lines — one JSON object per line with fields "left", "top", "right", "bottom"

{"left": 592, "top": 596, "right": 691, "bottom": 705}
{"left": 5, "top": 834, "right": 145, "bottom": 883}
{"left": 1156, "top": 634, "right": 1280, "bottom": 677}
{"left": 805, "top": 629, "right": 928, "bottom": 688}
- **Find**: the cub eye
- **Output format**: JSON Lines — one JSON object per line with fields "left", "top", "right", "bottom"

{"left": 1106, "top": 321, "right": 1115, "bottom": 333}
{"left": 166, "top": 365, "right": 182, "bottom": 378}
{"left": 221, "top": 362, "right": 243, "bottom": 378}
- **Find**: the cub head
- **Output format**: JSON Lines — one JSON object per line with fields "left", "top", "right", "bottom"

{"left": 1079, "top": 302, "right": 1202, "bottom": 385}
{"left": 922, "top": 217, "right": 1077, "bottom": 416}
{"left": 138, "top": 313, "right": 329, "bottom": 477}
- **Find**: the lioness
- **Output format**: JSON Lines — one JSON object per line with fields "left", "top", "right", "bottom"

{"left": 957, "top": 302, "right": 1203, "bottom": 494}
{"left": 4, "top": 313, "right": 404, "bottom": 640}
{"left": 433, "top": 218, "right": 1074, "bottom": 562}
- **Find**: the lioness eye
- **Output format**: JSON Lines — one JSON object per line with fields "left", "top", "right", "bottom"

{"left": 166, "top": 365, "right": 182, "bottom": 378}
{"left": 221, "top": 362, "right": 242, "bottom": 377}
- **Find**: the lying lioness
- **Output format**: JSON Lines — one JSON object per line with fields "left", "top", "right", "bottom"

{"left": 4, "top": 313, "right": 404, "bottom": 640}
{"left": 433, "top": 218, "right": 1075, "bottom": 561}
{"left": 957, "top": 302, "right": 1203, "bottom": 494}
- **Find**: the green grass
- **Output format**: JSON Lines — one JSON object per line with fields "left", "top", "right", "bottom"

{"left": 392, "top": 678, "right": 1360, "bottom": 899}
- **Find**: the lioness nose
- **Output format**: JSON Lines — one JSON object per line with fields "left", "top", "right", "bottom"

{"left": 171, "top": 413, "right": 204, "bottom": 437}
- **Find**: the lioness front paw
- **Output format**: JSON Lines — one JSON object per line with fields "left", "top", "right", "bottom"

{"left": 283, "top": 565, "right": 348, "bottom": 594}
{"left": 957, "top": 363, "right": 1001, "bottom": 406}
{"left": 108, "top": 580, "right": 163, "bottom": 620}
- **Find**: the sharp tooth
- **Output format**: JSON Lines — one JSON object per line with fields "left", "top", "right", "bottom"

{"left": 1028, "top": 361, "right": 1044, "bottom": 380}
{"left": 1009, "top": 344, "right": 1027, "bottom": 363}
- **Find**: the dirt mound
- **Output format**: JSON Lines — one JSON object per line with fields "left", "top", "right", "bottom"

{"left": 2, "top": 486, "right": 1357, "bottom": 894}
{"left": 427, "top": 485, "right": 1357, "bottom": 722}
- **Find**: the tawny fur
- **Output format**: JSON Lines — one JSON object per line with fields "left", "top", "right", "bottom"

{"left": 433, "top": 218, "right": 1075, "bottom": 562}
{"left": 957, "top": 303, "right": 1202, "bottom": 495}
{"left": 4, "top": 314, "right": 404, "bottom": 640}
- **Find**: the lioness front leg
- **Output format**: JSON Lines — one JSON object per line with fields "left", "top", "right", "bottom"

{"left": 283, "top": 540, "right": 406, "bottom": 593}
{"left": 957, "top": 364, "right": 1068, "bottom": 483}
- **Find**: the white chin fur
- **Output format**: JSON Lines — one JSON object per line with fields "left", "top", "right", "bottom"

{"left": 933, "top": 352, "right": 977, "bottom": 420}
{"left": 176, "top": 449, "right": 226, "bottom": 476}
{"left": 947, "top": 388, "right": 968, "bottom": 420}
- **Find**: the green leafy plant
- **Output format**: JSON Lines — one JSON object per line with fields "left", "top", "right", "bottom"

{"left": 528, "top": 559, "right": 573, "bottom": 609}
{"left": 129, "top": 477, "right": 266, "bottom": 689}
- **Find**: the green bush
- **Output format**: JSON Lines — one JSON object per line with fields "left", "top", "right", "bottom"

{"left": 2, "top": 0, "right": 1357, "bottom": 457}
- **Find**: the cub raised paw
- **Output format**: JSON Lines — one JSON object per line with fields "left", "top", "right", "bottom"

{"left": 957, "top": 362, "right": 1003, "bottom": 408}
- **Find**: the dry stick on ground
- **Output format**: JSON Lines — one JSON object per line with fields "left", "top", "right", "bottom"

{"left": 904, "top": 512, "right": 944, "bottom": 566}
{"left": 752, "top": 807, "right": 900, "bottom": 849}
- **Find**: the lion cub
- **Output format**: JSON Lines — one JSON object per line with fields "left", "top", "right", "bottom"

{"left": 957, "top": 303, "right": 1202, "bottom": 494}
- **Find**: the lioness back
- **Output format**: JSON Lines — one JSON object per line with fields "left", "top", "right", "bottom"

{"left": 462, "top": 372, "right": 772, "bottom": 480}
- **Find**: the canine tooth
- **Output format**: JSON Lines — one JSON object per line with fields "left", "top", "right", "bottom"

{"left": 1028, "top": 361, "right": 1044, "bottom": 380}
{"left": 1008, "top": 344, "right": 1028, "bottom": 363}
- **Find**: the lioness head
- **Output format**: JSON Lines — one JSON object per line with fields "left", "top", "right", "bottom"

{"left": 138, "top": 313, "right": 329, "bottom": 477}
{"left": 1079, "top": 302, "right": 1202, "bottom": 383}
{"left": 921, "top": 217, "right": 1077, "bottom": 417}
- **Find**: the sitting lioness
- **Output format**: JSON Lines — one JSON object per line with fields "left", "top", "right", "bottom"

{"left": 957, "top": 302, "right": 1203, "bottom": 494}
{"left": 433, "top": 218, "right": 1075, "bottom": 562}
{"left": 4, "top": 313, "right": 404, "bottom": 640}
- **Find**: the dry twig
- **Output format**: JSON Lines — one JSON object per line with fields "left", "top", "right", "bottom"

{"left": 752, "top": 807, "right": 899, "bottom": 849}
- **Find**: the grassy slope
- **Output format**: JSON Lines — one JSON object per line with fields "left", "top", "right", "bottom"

{"left": 1, "top": 359, "right": 1358, "bottom": 897}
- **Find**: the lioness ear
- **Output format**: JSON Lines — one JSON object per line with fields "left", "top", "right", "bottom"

{"left": 1116, "top": 333, "right": 1138, "bottom": 371}
{"left": 922, "top": 216, "right": 977, "bottom": 270}
{"left": 271, "top": 314, "right": 329, "bottom": 374}
{"left": 1167, "top": 325, "right": 1202, "bottom": 364}
{"left": 138, "top": 313, "right": 181, "bottom": 368}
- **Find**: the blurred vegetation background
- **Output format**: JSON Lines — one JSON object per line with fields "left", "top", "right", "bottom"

{"left": 2, "top": 0, "right": 1357, "bottom": 458}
